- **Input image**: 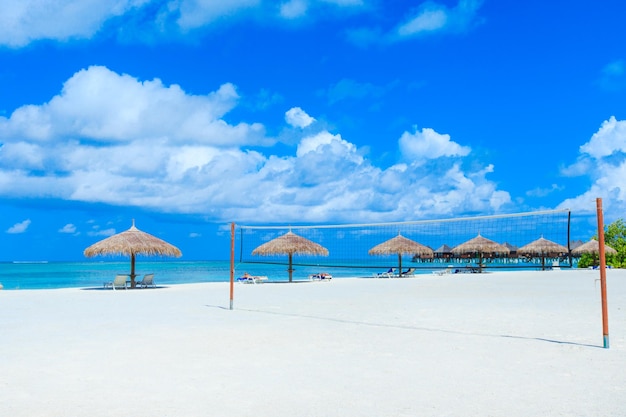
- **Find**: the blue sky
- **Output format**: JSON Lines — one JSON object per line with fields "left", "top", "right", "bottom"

{"left": 1, "top": 0, "right": 625, "bottom": 261}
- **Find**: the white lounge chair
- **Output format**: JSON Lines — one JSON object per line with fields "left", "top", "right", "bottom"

{"left": 104, "top": 274, "right": 129, "bottom": 290}
{"left": 400, "top": 268, "right": 416, "bottom": 277}
{"left": 237, "top": 273, "right": 268, "bottom": 284}
{"left": 374, "top": 268, "right": 396, "bottom": 278}
{"left": 433, "top": 265, "right": 454, "bottom": 276}
{"left": 137, "top": 273, "right": 155, "bottom": 288}
{"left": 309, "top": 272, "right": 333, "bottom": 281}
{"left": 251, "top": 275, "right": 268, "bottom": 284}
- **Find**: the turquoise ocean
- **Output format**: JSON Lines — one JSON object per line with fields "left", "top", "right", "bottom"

{"left": 0, "top": 257, "right": 568, "bottom": 290}
{"left": 0, "top": 260, "right": 394, "bottom": 290}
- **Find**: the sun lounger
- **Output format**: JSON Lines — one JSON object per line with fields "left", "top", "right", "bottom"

{"left": 400, "top": 268, "right": 416, "bottom": 277}
{"left": 433, "top": 266, "right": 454, "bottom": 276}
{"left": 237, "top": 273, "right": 268, "bottom": 284}
{"left": 137, "top": 273, "right": 156, "bottom": 288}
{"left": 309, "top": 273, "right": 333, "bottom": 281}
{"left": 104, "top": 274, "right": 129, "bottom": 290}
{"left": 374, "top": 268, "right": 396, "bottom": 278}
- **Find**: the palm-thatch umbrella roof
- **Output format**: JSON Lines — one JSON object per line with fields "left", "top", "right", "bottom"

{"left": 84, "top": 220, "right": 182, "bottom": 288}
{"left": 518, "top": 237, "right": 568, "bottom": 256}
{"left": 252, "top": 231, "right": 328, "bottom": 282}
{"left": 368, "top": 234, "right": 433, "bottom": 276}
{"left": 452, "top": 234, "right": 510, "bottom": 272}
{"left": 517, "top": 236, "right": 568, "bottom": 270}
{"left": 571, "top": 239, "right": 617, "bottom": 256}
{"left": 452, "top": 234, "right": 510, "bottom": 255}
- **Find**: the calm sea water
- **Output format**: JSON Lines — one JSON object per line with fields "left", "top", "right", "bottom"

{"left": 0, "top": 258, "right": 565, "bottom": 290}
{"left": 0, "top": 260, "right": 392, "bottom": 290}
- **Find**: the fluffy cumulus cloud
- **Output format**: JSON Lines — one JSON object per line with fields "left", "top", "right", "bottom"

{"left": 0, "top": 66, "right": 510, "bottom": 223}
{"left": 558, "top": 116, "right": 626, "bottom": 214}
{"left": 0, "top": 66, "right": 260, "bottom": 146}
{"left": 285, "top": 107, "right": 316, "bottom": 128}
{"left": 579, "top": 116, "right": 626, "bottom": 159}
{"left": 399, "top": 127, "right": 471, "bottom": 164}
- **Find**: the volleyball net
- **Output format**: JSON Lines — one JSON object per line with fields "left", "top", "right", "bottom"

{"left": 236, "top": 209, "right": 572, "bottom": 275}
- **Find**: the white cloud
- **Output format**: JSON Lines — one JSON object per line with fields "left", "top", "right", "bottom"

{"left": 398, "top": 127, "right": 471, "bottom": 164}
{"left": 559, "top": 116, "right": 626, "bottom": 214}
{"left": 7, "top": 219, "right": 31, "bottom": 234}
{"left": 59, "top": 223, "right": 77, "bottom": 234}
{"left": 0, "top": 0, "right": 369, "bottom": 48}
{"left": 0, "top": 66, "right": 510, "bottom": 223}
{"left": 285, "top": 107, "right": 316, "bottom": 128}
{"left": 398, "top": 8, "right": 448, "bottom": 35}
{"left": 0, "top": 66, "right": 265, "bottom": 147}
{"left": 189, "top": 232, "right": 201, "bottom": 238}
{"left": 0, "top": 0, "right": 149, "bottom": 47}
{"left": 579, "top": 116, "right": 626, "bottom": 159}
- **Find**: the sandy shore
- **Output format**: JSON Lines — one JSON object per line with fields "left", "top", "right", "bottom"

{"left": 1, "top": 269, "right": 625, "bottom": 417}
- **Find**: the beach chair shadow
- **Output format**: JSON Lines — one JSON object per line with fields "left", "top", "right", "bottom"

{"left": 137, "top": 273, "right": 156, "bottom": 288}
{"left": 104, "top": 274, "right": 129, "bottom": 290}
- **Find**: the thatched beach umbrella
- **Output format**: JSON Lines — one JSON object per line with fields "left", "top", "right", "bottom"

{"left": 252, "top": 231, "right": 329, "bottom": 282}
{"left": 571, "top": 239, "right": 617, "bottom": 256}
{"left": 517, "top": 236, "right": 568, "bottom": 270}
{"left": 368, "top": 234, "right": 433, "bottom": 276}
{"left": 452, "top": 233, "right": 510, "bottom": 273}
{"left": 84, "top": 220, "right": 182, "bottom": 288}
{"left": 572, "top": 239, "right": 617, "bottom": 268}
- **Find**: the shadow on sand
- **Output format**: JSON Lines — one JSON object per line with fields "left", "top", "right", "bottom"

{"left": 204, "top": 304, "right": 602, "bottom": 349}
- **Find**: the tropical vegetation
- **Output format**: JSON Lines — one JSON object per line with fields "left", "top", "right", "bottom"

{"left": 577, "top": 219, "right": 626, "bottom": 268}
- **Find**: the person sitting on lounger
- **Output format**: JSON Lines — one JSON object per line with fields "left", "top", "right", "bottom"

{"left": 237, "top": 272, "right": 253, "bottom": 282}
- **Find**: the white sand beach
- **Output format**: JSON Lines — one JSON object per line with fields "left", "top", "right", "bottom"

{"left": 1, "top": 269, "right": 625, "bottom": 417}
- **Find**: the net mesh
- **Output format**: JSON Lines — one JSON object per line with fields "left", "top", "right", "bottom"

{"left": 237, "top": 209, "right": 572, "bottom": 276}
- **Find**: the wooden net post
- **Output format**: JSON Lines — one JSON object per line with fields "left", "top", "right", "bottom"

{"left": 596, "top": 198, "right": 609, "bottom": 348}
{"left": 230, "top": 222, "right": 235, "bottom": 310}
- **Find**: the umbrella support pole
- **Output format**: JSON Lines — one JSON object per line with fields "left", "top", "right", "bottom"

{"left": 130, "top": 254, "right": 136, "bottom": 288}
